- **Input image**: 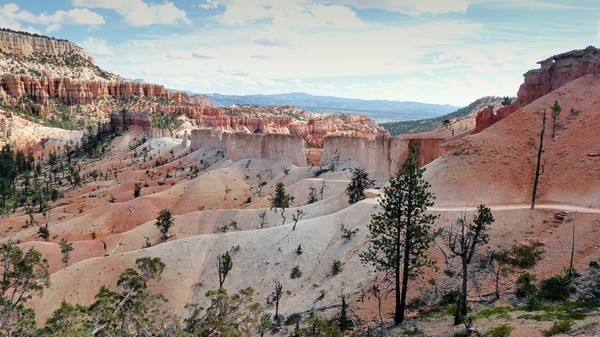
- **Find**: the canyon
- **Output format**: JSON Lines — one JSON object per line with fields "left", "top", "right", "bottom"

{"left": 0, "top": 28, "right": 600, "bottom": 337}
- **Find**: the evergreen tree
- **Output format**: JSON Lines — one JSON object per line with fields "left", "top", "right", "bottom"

{"left": 155, "top": 209, "right": 174, "bottom": 242}
{"left": 360, "top": 154, "right": 437, "bottom": 325}
{"left": 87, "top": 257, "right": 168, "bottom": 336}
{"left": 184, "top": 287, "right": 261, "bottom": 336}
{"left": 345, "top": 167, "right": 374, "bottom": 204}
{"left": 60, "top": 238, "right": 74, "bottom": 267}
{"left": 37, "top": 224, "right": 50, "bottom": 242}
{"left": 0, "top": 242, "right": 50, "bottom": 337}
{"left": 270, "top": 182, "right": 293, "bottom": 209}
{"left": 217, "top": 251, "right": 233, "bottom": 289}
{"left": 133, "top": 183, "right": 141, "bottom": 198}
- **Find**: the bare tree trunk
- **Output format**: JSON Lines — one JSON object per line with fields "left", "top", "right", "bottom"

{"left": 531, "top": 109, "right": 546, "bottom": 210}
{"left": 568, "top": 212, "right": 577, "bottom": 280}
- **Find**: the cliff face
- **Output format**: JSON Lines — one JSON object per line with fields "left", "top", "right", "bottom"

{"left": 517, "top": 46, "right": 600, "bottom": 104}
{"left": 0, "top": 29, "right": 194, "bottom": 107}
{"left": 321, "top": 134, "right": 448, "bottom": 180}
{"left": 475, "top": 46, "right": 600, "bottom": 133}
{"left": 190, "top": 130, "right": 307, "bottom": 166}
{"left": 0, "top": 29, "right": 84, "bottom": 57}
{"left": 0, "top": 75, "right": 190, "bottom": 105}
{"left": 474, "top": 104, "right": 518, "bottom": 133}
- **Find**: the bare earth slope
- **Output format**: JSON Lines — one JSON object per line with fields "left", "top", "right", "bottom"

{"left": 425, "top": 74, "right": 600, "bottom": 208}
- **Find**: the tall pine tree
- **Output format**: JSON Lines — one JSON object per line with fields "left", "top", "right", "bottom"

{"left": 360, "top": 154, "right": 437, "bottom": 325}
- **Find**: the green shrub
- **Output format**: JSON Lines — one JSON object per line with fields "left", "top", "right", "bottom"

{"left": 440, "top": 289, "right": 461, "bottom": 305}
{"left": 506, "top": 241, "right": 544, "bottom": 268}
{"left": 543, "top": 320, "right": 571, "bottom": 337}
{"left": 516, "top": 273, "right": 538, "bottom": 298}
{"left": 331, "top": 260, "right": 342, "bottom": 275}
{"left": 407, "top": 296, "right": 428, "bottom": 310}
{"left": 539, "top": 276, "right": 573, "bottom": 302}
{"left": 290, "top": 265, "right": 302, "bottom": 279}
{"left": 471, "top": 307, "right": 514, "bottom": 321}
{"left": 526, "top": 296, "right": 544, "bottom": 311}
{"left": 488, "top": 325, "right": 513, "bottom": 337}
{"left": 285, "top": 313, "right": 301, "bottom": 326}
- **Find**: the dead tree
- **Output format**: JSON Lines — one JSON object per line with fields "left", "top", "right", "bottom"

{"left": 446, "top": 205, "right": 494, "bottom": 325}
{"left": 531, "top": 109, "right": 546, "bottom": 210}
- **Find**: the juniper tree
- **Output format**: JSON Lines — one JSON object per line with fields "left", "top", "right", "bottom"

{"left": 60, "top": 238, "right": 74, "bottom": 267}
{"left": 133, "top": 183, "right": 141, "bottom": 198}
{"left": 345, "top": 167, "right": 374, "bottom": 204}
{"left": 446, "top": 204, "right": 494, "bottom": 325}
{"left": 0, "top": 242, "right": 50, "bottom": 337}
{"left": 360, "top": 154, "right": 437, "bottom": 325}
{"left": 217, "top": 251, "right": 233, "bottom": 289}
{"left": 155, "top": 209, "right": 174, "bottom": 242}
{"left": 87, "top": 257, "right": 167, "bottom": 336}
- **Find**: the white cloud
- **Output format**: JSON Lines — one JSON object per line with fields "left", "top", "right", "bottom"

{"left": 166, "top": 49, "right": 189, "bottom": 59}
{"left": 198, "top": 0, "right": 224, "bottom": 10}
{"left": 0, "top": 3, "right": 104, "bottom": 32}
{"left": 252, "top": 37, "right": 291, "bottom": 47}
{"left": 80, "top": 37, "right": 113, "bottom": 55}
{"left": 192, "top": 47, "right": 217, "bottom": 59}
{"left": 218, "top": 1, "right": 364, "bottom": 28}
{"left": 320, "top": 0, "right": 470, "bottom": 16}
{"left": 477, "top": 0, "right": 588, "bottom": 10}
{"left": 72, "top": 0, "right": 191, "bottom": 26}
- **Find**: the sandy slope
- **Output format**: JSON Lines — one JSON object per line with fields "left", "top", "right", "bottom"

{"left": 425, "top": 74, "right": 600, "bottom": 209}
{"left": 1, "top": 76, "right": 600, "bottom": 336}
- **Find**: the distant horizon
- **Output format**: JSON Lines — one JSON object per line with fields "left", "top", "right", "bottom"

{"left": 2, "top": 1, "right": 599, "bottom": 105}
{"left": 199, "top": 91, "right": 464, "bottom": 106}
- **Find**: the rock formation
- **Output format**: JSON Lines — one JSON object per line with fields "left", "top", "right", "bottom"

{"left": 321, "top": 134, "right": 448, "bottom": 180}
{"left": 109, "top": 111, "right": 152, "bottom": 129}
{"left": 0, "top": 29, "right": 84, "bottom": 57}
{"left": 517, "top": 46, "right": 600, "bottom": 105}
{"left": 181, "top": 130, "right": 190, "bottom": 147}
{"left": 190, "top": 130, "right": 306, "bottom": 166}
{"left": 475, "top": 46, "right": 600, "bottom": 133}
{"left": 474, "top": 104, "right": 518, "bottom": 133}
{"left": 0, "top": 75, "right": 191, "bottom": 105}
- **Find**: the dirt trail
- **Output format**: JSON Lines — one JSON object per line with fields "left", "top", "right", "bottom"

{"left": 362, "top": 197, "right": 600, "bottom": 213}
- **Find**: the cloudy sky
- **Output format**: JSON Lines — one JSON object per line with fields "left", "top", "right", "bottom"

{"left": 1, "top": 1, "right": 599, "bottom": 105}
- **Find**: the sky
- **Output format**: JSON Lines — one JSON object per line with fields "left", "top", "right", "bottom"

{"left": 1, "top": 1, "right": 599, "bottom": 105}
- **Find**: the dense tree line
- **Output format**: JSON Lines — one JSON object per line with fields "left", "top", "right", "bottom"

{"left": 0, "top": 125, "right": 117, "bottom": 216}
{"left": 381, "top": 96, "right": 506, "bottom": 135}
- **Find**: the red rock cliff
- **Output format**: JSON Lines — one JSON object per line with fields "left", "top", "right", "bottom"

{"left": 0, "top": 75, "right": 191, "bottom": 105}
{"left": 475, "top": 46, "right": 600, "bottom": 133}
{"left": 517, "top": 46, "right": 600, "bottom": 105}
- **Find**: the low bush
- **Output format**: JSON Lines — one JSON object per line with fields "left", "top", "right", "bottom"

{"left": 488, "top": 324, "right": 513, "bottom": 337}
{"left": 540, "top": 275, "right": 573, "bottom": 302}
{"left": 543, "top": 320, "right": 571, "bottom": 337}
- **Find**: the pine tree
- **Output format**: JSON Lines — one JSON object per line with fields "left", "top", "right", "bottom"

{"left": 360, "top": 154, "right": 437, "bottom": 325}
{"left": 345, "top": 167, "right": 375, "bottom": 204}
{"left": 270, "top": 182, "right": 293, "bottom": 208}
